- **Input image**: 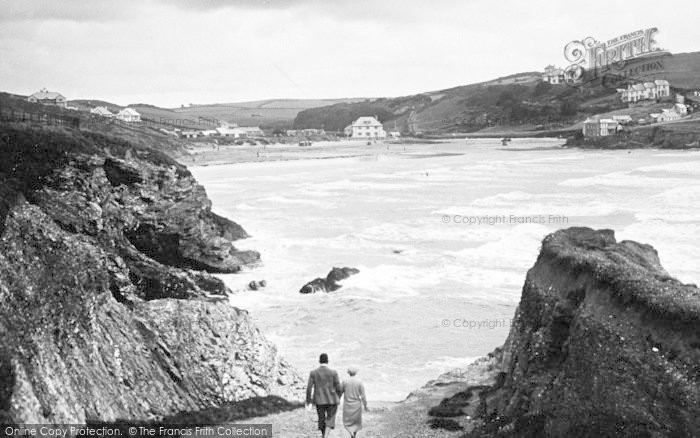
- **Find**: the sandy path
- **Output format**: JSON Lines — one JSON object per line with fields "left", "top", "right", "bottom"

{"left": 243, "top": 356, "right": 500, "bottom": 438}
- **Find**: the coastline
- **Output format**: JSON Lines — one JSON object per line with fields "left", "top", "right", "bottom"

{"left": 182, "top": 139, "right": 443, "bottom": 167}
{"left": 180, "top": 137, "right": 568, "bottom": 168}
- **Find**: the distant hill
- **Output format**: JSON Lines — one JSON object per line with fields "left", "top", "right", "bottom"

{"left": 170, "top": 98, "right": 367, "bottom": 130}
{"left": 293, "top": 52, "right": 700, "bottom": 135}
{"left": 68, "top": 98, "right": 367, "bottom": 131}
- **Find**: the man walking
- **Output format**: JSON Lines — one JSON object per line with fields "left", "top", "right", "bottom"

{"left": 306, "top": 353, "right": 342, "bottom": 437}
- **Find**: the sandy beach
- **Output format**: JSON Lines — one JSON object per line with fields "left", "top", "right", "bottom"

{"left": 183, "top": 139, "right": 453, "bottom": 166}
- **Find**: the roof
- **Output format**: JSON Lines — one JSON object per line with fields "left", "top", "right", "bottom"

{"left": 632, "top": 84, "right": 646, "bottom": 91}
{"left": 352, "top": 116, "right": 382, "bottom": 127}
{"left": 599, "top": 119, "right": 618, "bottom": 124}
{"left": 655, "top": 79, "right": 669, "bottom": 86}
{"left": 612, "top": 115, "right": 633, "bottom": 120}
{"left": 91, "top": 106, "right": 113, "bottom": 115}
{"left": 643, "top": 82, "right": 656, "bottom": 88}
{"left": 649, "top": 113, "right": 661, "bottom": 118}
{"left": 118, "top": 108, "right": 140, "bottom": 116}
{"left": 30, "top": 89, "right": 65, "bottom": 100}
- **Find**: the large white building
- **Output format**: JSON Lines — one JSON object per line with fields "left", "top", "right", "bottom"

{"left": 618, "top": 79, "right": 671, "bottom": 103}
{"left": 348, "top": 116, "right": 386, "bottom": 139}
{"left": 116, "top": 108, "right": 141, "bottom": 123}
{"left": 28, "top": 88, "right": 67, "bottom": 107}
{"left": 90, "top": 106, "right": 114, "bottom": 117}
{"left": 542, "top": 65, "right": 569, "bottom": 84}
{"left": 583, "top": 118, "right": 620, "bottom": 137}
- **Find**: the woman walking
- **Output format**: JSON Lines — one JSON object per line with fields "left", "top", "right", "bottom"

{"left": 341, "top": 366, "right": 369, "bottom": 437}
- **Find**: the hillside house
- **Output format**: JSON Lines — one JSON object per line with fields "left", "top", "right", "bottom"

{"left": 612, "top": 115, "right": 633, "bottom": 124}
{"left": 656, "top": 109, "right": 681, "bottom": 122}
{"left": 655, "top": 79, "right": 670, "bottom": 98}
{"left": 90, "top": 106, "right": 114, "bottom": 117}
{"left": 643, "top": 82, "right": 658, "bottom": 100}
{"left": 618, "top": 79, "right": 671, "bottom": 103}
{"left": 28, "top": 88, "right": 67, "bottom": 107}
{"left": 583, "top": 118, "right": 620, "bottom": 137}
{"left": 674, "top": 103, "right": 688, "bottom": 116}
{"left": 116, "top": 108, "right": 141, "bottom": 123}
{"left": 349, "top": 116, "right": 386, "bottom": 139}
{"left": 542, "top": 65, "right": 566, "bottom": 84}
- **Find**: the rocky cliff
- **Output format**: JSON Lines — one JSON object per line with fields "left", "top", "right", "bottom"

{"left": 466, "top": 227, "right": 700, "bottom": 437}
{"left": 0, "top": 125, "right": 303, "bottom": 423}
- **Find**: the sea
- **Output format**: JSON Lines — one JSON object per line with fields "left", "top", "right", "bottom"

{"left": 190, "top": 138, "right": 700, "bottom": 401}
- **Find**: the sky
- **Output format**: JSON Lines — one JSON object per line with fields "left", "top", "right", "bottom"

{"left": 1, "top": 0, "right": 698, "bottom": 107}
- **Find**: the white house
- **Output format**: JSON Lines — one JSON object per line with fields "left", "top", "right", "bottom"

{"left": 28, "top": 88, "right": 67, "bottom": 107}
{"left": 655, "top": 109, "right": 681, "bottom": 122}
{"left": 542, "top": 65, "right": 566, "bottom": 84}
{"left": 349, "top": 116, "right": 386, "bottom": 139}
{"left": 674, "top": 103, "right": 688, "bottom": 116}
{"left": 216, "top": 126, "right": 245, "bottom": 138}
{"left": 116, "top": 108, "right": 141, "bottom": 123}
{"left": 643, "top": 82, "right": 657, "bottom": 100}
{"left": 612, "top": 115, "right": 633, "bottom": 124}
{"left": 90, "top": 106, "right": 114, "bottom": 117}
{"left": 654, "top": 79, "right": 670, "bottom": 97}
{"left": 583, "top": 118, "right": 620, "bottom": 137}
{"left": 618, "top": 79, "right": 671, "bottom": 103}
{"left": 238, "top": 126, "right": 265, "bottom": 137}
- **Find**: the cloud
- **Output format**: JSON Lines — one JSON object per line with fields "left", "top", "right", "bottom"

{"left": 0, "top": 0, "right": 140, "bottom": 22}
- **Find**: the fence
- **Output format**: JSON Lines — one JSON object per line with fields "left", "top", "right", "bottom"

{"left": 0, "top": 104, "right": 81, "bottom": 129}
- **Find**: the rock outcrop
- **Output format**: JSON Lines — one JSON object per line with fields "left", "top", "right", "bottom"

{"left": 299, "top": 267, "right": 360, "bottom": 294}
{"left": 466, "top": 227, "right": 700, "bottom": 437}
{"left": 0, "top": 125, "right": 303, "bottom": 424}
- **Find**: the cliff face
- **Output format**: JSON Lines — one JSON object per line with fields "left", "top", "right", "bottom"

{"left": 471, "top": 228, "right": 700, "bottom": 437}
{"left": 0, "top": 125, "right": 303, "bottom": 423}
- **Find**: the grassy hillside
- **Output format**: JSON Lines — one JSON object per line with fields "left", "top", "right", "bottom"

{"left": 293, "top": 52, "right": 700, "bottom": 135}
{"left": 664, "top": 52, "right": 700, "bottom": 89}
{"left": 3, "top": 93, "right": 188, "bottom": 157}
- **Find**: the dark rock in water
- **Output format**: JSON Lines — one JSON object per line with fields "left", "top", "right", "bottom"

{"left": 299, "top": 267, "right": 360, "bottom": 294}
{"left": 467, "top": 227, "right": 700, "bottom": 437}
{"left": 0, "top": 126, "right": 302, "bottom": 424}
{"left": 248, "top": 280, "right": 267, "bottom": 291}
